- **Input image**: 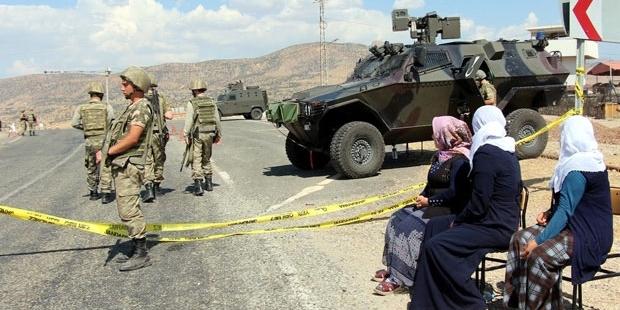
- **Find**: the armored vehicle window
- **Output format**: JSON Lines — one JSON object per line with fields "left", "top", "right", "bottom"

{"left": 350, "top": 52, "right": 409, "bottom": 80}
{"left": 418, "top": 50, "right": 452, "bottom": 72}
{"left": 229, "top": 95, "right": 236, "bottom": 101}
{"left": 217, "top": 94, "right": 226, "bottom": 101}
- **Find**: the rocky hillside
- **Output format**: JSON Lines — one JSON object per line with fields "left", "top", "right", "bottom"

{"left": 0, "top": 43, "right": 368, "bottom": 126}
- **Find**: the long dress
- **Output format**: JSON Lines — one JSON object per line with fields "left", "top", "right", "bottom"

{"left": 410, "top": 144, "right": 521, "bottom": 310}
{"left": 504, "top": 170, "right": 612, "bottom": 309}
{"left": 382, "top": 154, "right": 470, "bottom": 287}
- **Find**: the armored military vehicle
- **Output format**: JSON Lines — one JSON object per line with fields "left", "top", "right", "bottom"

{"left": 267, "top": 10, "right": 569, "bottom": 179}
{"left": 216, "top": 80, "right": 268, "bottom": 120}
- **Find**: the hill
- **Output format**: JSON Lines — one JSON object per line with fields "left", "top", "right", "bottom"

{"left": 0, "top": 42, "right": 368, "bottom": 126}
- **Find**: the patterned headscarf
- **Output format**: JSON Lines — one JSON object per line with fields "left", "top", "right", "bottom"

{"left": 432, "top": 116, "right": 472, "bottom": 163}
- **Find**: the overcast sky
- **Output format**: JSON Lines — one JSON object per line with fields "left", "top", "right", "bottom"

{"left": 1, "top": 0, "right": 618, "bottom": 78}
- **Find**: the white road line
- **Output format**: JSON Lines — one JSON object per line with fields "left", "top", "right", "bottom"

{"left": 6, "top": 136, "right": 23, "bottom": 144}
{"left": 0, "top": 144, "right": 83, "bottom": 203}
{"left": 266, "top": 177, "right": 334, "bottom": 212}
{"left": 211, "top": 161, "right": 233, "bottom": 185}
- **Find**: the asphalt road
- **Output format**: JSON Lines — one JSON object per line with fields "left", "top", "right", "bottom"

{"left": 0, "top": 117, "right": 432, "bottom": 310}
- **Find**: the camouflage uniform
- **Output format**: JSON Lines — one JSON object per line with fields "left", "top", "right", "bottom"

{"left": 26, "top": 111, "right": 37, "bottom": 136}
{"left": 479, "top": 79, "right": 497, "bottom": 105}
{"left": 184, "top": 80, "right": 222, "bottom": 195}
{"left": 144, "top": 91, "right": 171, "bottom": 187}
{"left": 18, "top": 111, "right": 27, "bottom": 136}
{"left": 106, "top": 97, "right": 152, "bottom": 239}
{"left": 71, "top": 85, "right": 115, "bottom": 200}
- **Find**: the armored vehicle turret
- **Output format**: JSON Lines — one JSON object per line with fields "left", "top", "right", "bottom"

{"left": 216, "top": 80, "right": 268, "bottom": 120}
{"left": 267, "top": 9, "right": 569, "bottom": 179}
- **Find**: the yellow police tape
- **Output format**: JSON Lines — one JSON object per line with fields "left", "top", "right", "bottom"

{"left": 575, "top": 67, "right": 586, "bottom": 103}
{"left": 515, "top": 107, "right": 580, "bottom": 145}
{"left": 0, "top": 182, "right": 426, "bottom": 241}
{"left": 0, "top": 107, "right": 582, "bottom": 242}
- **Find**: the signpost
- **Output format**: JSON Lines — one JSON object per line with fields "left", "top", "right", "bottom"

{"left": 565, "top": 0, "right": 620, "bottom": 110}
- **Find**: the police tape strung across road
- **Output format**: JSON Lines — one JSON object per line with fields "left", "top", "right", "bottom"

{"left": 0, "top": 107, "right": 582, "bottom": 241}
{"left": 0, "top": 182, "right": 426, "bottom": 238}
{"left": 515, "top": 107, "right": 581, "bottom": 145}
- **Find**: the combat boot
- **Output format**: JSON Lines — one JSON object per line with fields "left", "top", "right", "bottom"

{"left": 142, "top": 183, "right": 156, "bottom": 203}
{"left": 114, "top": 239, "right": 136, "bottom": 263}
{"left": 89, "top": 189, "right": 101, "bottom": 200}
{"left": 154, "top": 182, "right": 162, "bottom": 194}
{"left": 101, "top": 192, "right": 115, "bottom": 205}
{"left": 194, "top": 179, "right": 204, "bottom": 196}
{"left": 205, "top": 176, "right": 213, "bottom": 192}
{"left": 119, "top": 238, "right": 151, "bottom": 271}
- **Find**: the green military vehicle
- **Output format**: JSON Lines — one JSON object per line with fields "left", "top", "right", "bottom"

{"left": 267, "top": 10, "right": 569, "bottom": 179}
{"left": 216, "top": 80, "right": 268, "bottom": 120}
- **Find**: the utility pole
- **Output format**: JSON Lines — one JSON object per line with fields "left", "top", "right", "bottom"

{"left": 105, "top": 67, "right": 111, "bottom": 105}
{"left": 315, "top": 0, "right": 327, "bottom": 86}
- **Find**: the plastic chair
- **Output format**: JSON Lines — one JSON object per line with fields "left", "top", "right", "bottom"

{"left": 557, "top": 186, "right": 620, "bottom": 309}
{"left": 475, "top": 186, "right": 529, "bottom": 293}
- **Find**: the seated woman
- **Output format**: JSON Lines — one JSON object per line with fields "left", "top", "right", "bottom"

{"left": 410, "top": 106, "right": 522, "bottom": 309}
{"left": 373, "top": 116, "right": 473, "bottom": 295}
{"left": 504, "top": 116, "right": 612, "bottom": 309}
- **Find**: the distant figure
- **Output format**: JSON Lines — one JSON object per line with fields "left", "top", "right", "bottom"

{"left": 475, "top": 70, "right": 497, "bottom": 106}
{"left": 18, "top": 110, "right": 27, "bottom": 135}
{"left": 71, "top": 81, "right": 115, "bottom": 203}
{"left": 26, "top": 109, "right": 37, "bottom": 136}
{"left": 8, "top": 122, "right": 17, "bottom": 137}
{"left": 183, "top": 79, "right": 222, "bottom": 195}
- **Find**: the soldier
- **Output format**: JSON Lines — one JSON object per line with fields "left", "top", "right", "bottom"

{"left": 96, "top": 66, "right": 153, "bottom": 271}
{"left": 475, "top": 70, "right": 496, "bottom": 106}
{"left": 18, "top": 110, "right": 27, "bottom": 136}
{"left": 71, "top": 82, "right": 115, "bottom": 203}
{"left": 142, "top": 74, "right": 173, "bottom": 202}
{"left": 26, "top": 109, "right": 37, "bottom": 136}
{"left": 183, "top": 79, "right": 222, "bottom": 196}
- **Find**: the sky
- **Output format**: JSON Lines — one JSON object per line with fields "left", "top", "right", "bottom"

{"left": 0, "top": 0, "right": 618, "bottom": 78}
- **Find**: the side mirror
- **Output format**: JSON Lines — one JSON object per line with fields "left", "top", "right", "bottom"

{"left": 414, "top": 46, "right": 427, "bottom": 67}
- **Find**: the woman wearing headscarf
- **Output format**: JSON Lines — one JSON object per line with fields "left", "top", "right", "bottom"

{"left": 410, "top": 106, "right": 522, "bottom": 309}
{"left": 504, "top": 116, "right": 612, "bottom": 309}
{"left": 373, "top": 116, "right": 473, "bottom": 295}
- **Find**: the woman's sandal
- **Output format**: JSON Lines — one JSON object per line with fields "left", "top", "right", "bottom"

{"left": 373, "top": 280, "right": 402, "bottom": 296}
{"left": 371, "top": 269, "right": 389, "bottom": 282}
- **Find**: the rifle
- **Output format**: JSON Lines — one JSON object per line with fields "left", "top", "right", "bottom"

{"left": 180, "top": 111, "right": 199, "bottom": 172}
{"left": 150, "top": 88, "right": 167, "bottom": 148}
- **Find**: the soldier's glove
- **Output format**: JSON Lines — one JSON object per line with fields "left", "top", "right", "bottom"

{"left": 213, "top": 135, "right": 221, "bottom": 144}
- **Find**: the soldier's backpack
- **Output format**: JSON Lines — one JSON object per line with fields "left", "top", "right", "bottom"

{"left": 192, "top": 97, "right": 217, "bottom": 133}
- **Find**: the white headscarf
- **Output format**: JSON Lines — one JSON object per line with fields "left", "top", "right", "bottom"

{"left": 469, "top": 106, "right": 516, "bottom": 170}
{"left": 550, "top": 115, "right": 605, "bottom": 192}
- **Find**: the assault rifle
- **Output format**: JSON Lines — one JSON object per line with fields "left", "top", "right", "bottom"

{"left": 150, "top": 88, "right": 167, "bottom": 148}
{"left": 180, "top": 111, "right": 199, "bottom": 172}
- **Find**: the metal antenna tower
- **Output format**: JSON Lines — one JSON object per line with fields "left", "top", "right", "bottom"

{"left": 316, "top": 0, "right": 327, "bottom": 86}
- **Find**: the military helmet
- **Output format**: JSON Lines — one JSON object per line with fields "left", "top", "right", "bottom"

{"left": 190, "top": 79, "right": 207, "bottom": 91}
{"left": 87, "top": 82, "right": 105, "bottom": 94}
{"left": 475, "top": 70, "right": 487, "bottom": 80}
{"left": 120, "top": 66, "right": 151, "bottom": 92}
{"left": 147, "top": 72, "right": 158, "bottom": 87}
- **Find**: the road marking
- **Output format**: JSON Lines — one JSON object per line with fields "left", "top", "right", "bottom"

{"left": 211, "top": 161, "right": 233, "bottom": 185}
{"left": 266, "top": 177, "right": 334, "bottom": 212}
{"left": 0, "top": 144, "right": 83, "bottom": 203}
{"left": 6, "top": 136, "right": 23, "bottom": 144}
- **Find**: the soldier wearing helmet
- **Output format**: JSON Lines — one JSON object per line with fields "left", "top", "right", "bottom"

{"left": 18, "top": 110, "right": 27, "bottom": 136}
{"left": 183, "top": 79, "right": 222, "bottom": 195}
{"left": 96, "top": 66, "right": 153, "bottom": 271}
{"left": 142, "top": 73, "right": 173, "bottom": 202}
{"left": 475, "top": 69, "right": 496, "bottom": 106}
{"left": 71, "top": 81, "right": 116, "bottom": 203}
{"left": 25, "top": 108, "right": 37, "bottom": 136}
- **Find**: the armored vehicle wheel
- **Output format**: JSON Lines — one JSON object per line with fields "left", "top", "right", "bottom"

{"left": 285, "top": 134, "right": 330, "bottom": 170}
{"left": 505, "top": 108, "right": 548, "bottom": 159}
{"left": 243, "top": 114, "right": 252, "bottom": 119}
{"left": 330, "top": 121, "right": 385, "bottom": 179}
{"left": 250, "top": 108, "right": 263, "bottom": 120}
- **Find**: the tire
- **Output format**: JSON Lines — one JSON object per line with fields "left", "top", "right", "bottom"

{"left": 250, "top": 108, "right": 263, "bottom": 120}
{"left": 243, "top": 114, "right": 252, "bottom": 119}
{"left": 505, "top": 108, "right": 548, "bottom": 159}
{"left": 329, "top": 121, "right": 384, "bottom": 179}
{"left": 285, "top": 133, "right": 330, "bottom": 170}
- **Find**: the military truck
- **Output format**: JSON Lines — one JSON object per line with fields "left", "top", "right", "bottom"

{"left": 216, "top": 81, "right": 268, "bottom": 120}
{"left": 267, "top": 10, "right": 569, "bottom": 179}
